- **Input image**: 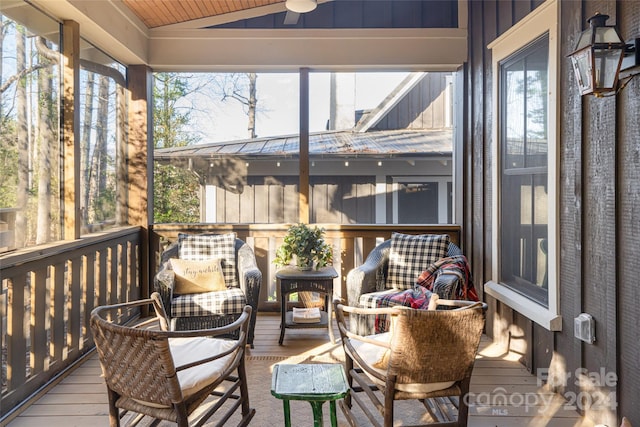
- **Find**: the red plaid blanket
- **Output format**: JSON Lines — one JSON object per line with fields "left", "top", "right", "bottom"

{"left": 373, "top": 255, "right": 478, "bottom": 332}
{"left": 416, "top": 255, "right": 478, "bottom": 301}
{"left": 375, "top": 285, "right": 435, "bottom": 310}
{"left": 374, "top": 286, "right": 434, "bottom": 332}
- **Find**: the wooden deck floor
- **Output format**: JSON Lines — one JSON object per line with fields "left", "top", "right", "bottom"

{"left": 5, "top": 313, "right": 594, "bottom": 427}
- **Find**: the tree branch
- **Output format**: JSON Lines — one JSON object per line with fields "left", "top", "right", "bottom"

{"left": 0, "top": 63, "right": 49, "bottom": 94}
{"left": 35, "top": 36, "right": 59, "bottom": 62}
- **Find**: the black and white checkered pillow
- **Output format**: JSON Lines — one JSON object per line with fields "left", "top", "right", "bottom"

{"left": 387, "top": 232, "right": 450, "bottom": 290}
{"left": 178, "top": 233, "right": 238, "bottom": 288}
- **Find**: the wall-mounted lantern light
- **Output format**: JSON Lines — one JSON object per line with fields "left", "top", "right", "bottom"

{"left": 568, "top": 12, "right": 639, "bottom": 97}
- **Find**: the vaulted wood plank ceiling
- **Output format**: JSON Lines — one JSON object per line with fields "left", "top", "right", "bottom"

{"left": 122, "top": 0, "right": 285, "bottom": 28}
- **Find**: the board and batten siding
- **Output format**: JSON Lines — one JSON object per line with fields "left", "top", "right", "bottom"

{"left": 212, "top": 176, "right": 378, "bottom": 224}
{"left": 466, "top": 0, "right": 640, "bottom": 425}
{"left": 372, "top": 73, "right": 453, "bottom": 131}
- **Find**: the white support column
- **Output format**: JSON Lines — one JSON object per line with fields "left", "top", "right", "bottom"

{"left": 205, "top": 185, "right": 217, "bottom": 222}
{"left": 375, "top": 176, "right": 386, "bottom": 224}
{"left": 438, "top": 180, "right": 449, "bottom": 224}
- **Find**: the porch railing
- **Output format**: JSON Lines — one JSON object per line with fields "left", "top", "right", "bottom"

{"left": 151, "top": 224, "right": 461, "bottom": 311}
{"left": 0, "top": 226, "right": 142, "bottom": 420}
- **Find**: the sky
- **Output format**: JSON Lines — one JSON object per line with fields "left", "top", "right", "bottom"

{"left": 187, "top": 72, "right": 409, "bottom": 144}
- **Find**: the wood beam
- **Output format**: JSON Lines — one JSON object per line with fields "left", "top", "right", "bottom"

{"left": 127, "top": 65, "right": 152, "bottom": 227}
{"left": 299, "top": 67, "right": 309, "bottom": 224}
{"left": 127, "top": 64, "right": 153, "bottom": 299}
{"left": 62, "top": 20, "right": 81, "bottom": 240}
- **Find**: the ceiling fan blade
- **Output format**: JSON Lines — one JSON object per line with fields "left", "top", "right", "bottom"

{"left": 283, "top": 11, "right": 300, "bottom": 25}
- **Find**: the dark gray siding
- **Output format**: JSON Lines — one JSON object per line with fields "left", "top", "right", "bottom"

{"left": 310, "top": 176, "right": 375, "bottom": 224}
{"left": 215, "top": 175, "right": 376, "bottom": 224}
{"left": 372, "top": 74, "right": 451, "bottom": 131}
{"left": 466, "top": 0, "right": 640, "bottom": 424}
{"left": 214, "top": 0, "right": 458, "bottom": 29}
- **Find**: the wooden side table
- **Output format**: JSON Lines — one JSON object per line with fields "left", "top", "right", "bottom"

{"left": 271, "top": 363, "right": 348, "bottom": 427}
{"left": 276, "top": 266, "right": 338, "bottom": 345}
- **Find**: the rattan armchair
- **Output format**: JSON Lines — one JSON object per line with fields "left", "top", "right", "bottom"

{"left": 334, "top": 298, "right": 486, "bottom": 427}
{"left": 90, "top": 293, "right": 255, "bottom": 427}
{"left": 154, "top": 236, "right": 261, "bottom": 347}
{"left": 346, "top": 239, "right": 469, "bottom": 336}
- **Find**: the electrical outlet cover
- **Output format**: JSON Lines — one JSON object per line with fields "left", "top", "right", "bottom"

{"left": 574, "top": 313, "right": 595, "bottom": 344}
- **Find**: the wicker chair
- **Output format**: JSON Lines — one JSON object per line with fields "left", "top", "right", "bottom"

{"left": 90, "top": 293, "right": 255, "bottom": 427}
{"left": 154, "top": 236, "right": 261, "bottom": 347}
{"left": 346, "top": 239, "right": 468, "bottom": 336}
{"left": 333, "top": 298, "right": 486, "bottom": 427}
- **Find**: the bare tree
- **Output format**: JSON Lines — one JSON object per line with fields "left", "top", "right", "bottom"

{"left": 35, "top": 40, "right": 54, "bottom": 244}
{"left": 216, "top": 73, "right": 258, "bottom": 138}
{"left": 81, "top": 71, "right": 95, "bottom": 225}
{"left": 33, "top": 36, "right": 59, "bottom": 244}
{"left": 15, "top": 25, "right": 27, "bottom": 248}
{"left": 0, "top": 18, "right": 5, "bottom": 120}
{"left": 247, "top": 73, "right": 257, "bottom": 138}
{"left": 86, "top": 75, "right": 110, "bottom": 222}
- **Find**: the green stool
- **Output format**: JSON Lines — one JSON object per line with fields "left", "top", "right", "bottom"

{"left": 271, "top": 363, "right": 348, "bottom": 427}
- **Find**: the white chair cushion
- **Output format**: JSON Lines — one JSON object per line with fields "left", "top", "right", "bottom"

{"left": 350, "top": 332, "right": 391, "bottom": 377}
{"left": 351, "top": 332, "right": 455, "bottom": 394}
{"left": 170, "top": 337, "right": 238, "bottom": 398}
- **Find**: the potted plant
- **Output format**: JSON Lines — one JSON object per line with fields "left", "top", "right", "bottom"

{"left": 273, "top": 223, "right": 333, "bottom": 270}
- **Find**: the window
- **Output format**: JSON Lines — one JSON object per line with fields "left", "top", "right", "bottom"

{"left": 0, "top": 10, "right": 62, "bottom": 251}
{"left": 393, "top": 177, "right": 452, "bottom": 224}
{"left": 499, "top": 35, "right": 549, "bottom": 305}
{"left": 79, "top": 42, "right": 127, "bottom": 234}
{"left": 152, "top": 71, "right": 456, "bottom": 226}
{"left": 485, "top": 0, "right": 561, "bottom": 331}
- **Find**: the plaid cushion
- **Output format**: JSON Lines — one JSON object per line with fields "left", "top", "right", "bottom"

{"left": 178, "top": 233, "right": 238, "bottom": 288}
{"left": 387, "top": 232, "right": 450, "bottom": 290}
{"left": 171, "top": 288, "right": 247, "bottom": 317}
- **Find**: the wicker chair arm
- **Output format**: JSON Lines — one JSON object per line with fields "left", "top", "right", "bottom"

{"left": 153, "top": 266, "right": 175, "bottom": 317}
{"left": 431, "top": 271, "right": 460, "bottom": 294}
{"left": 430, "top": 242, "right": 470, "bottom": 299}
{"left": 236, "top": 242, "right": 261, "bottom": 310}
{"left": 346, "top": 240, "right": 391, "bottom": 307}
{"left": 236, "top": 240, "right": 261, "bottom": 347}
{"left": 435, "top": 299, "right": 487, "bottom": 311}
{"left": 163, "top": 305, "right": 252, "bottom": 340}
{"left": 446, "top": 242, "right": 463, "bottom": 257}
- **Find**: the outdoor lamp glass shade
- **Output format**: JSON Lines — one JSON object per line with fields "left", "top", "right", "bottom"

{"left": 285, "top": 0, "right": 317, "bottom": 13}
{"left": 569, "top": 13, "right": 626, "bottom": 96}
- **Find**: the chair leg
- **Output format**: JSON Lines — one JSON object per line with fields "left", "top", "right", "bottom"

{"left": 248, "top": 310, "right": 257, "bottom": 348}
{"left": 383, "top": 387, "right": 394, "bottom": 427}
{"left": 456, "top": 379, "right": 471, "bottom": 427}
{"left": 107, "top": 389, "right": 121, "bottom": 427}
{"left": 237, "top": 359, "right": 256, "bottom": 426}
{"left": 175, "top": 403, "right": 190, "bottom": 427}
{"left": 238, "top": 359, "right": 251, "bottom": 415}
{"left": 344, "top": 356, "right": 354, "bottom": 408}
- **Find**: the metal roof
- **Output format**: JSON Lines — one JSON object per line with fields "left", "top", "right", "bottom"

{"left": 154, "top": 129, "right": 452, "bottom": 161}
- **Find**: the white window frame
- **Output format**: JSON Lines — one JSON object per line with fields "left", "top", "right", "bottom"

{"left": 484, "top": 0, "right": 561, "bottom": 331}
{"left": 392, "top": 176, "right": 452, "bottom": 224}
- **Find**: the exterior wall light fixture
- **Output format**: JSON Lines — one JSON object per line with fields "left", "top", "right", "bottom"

{"left": 568, "top": 12, "right": 639, "bottom": 97}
